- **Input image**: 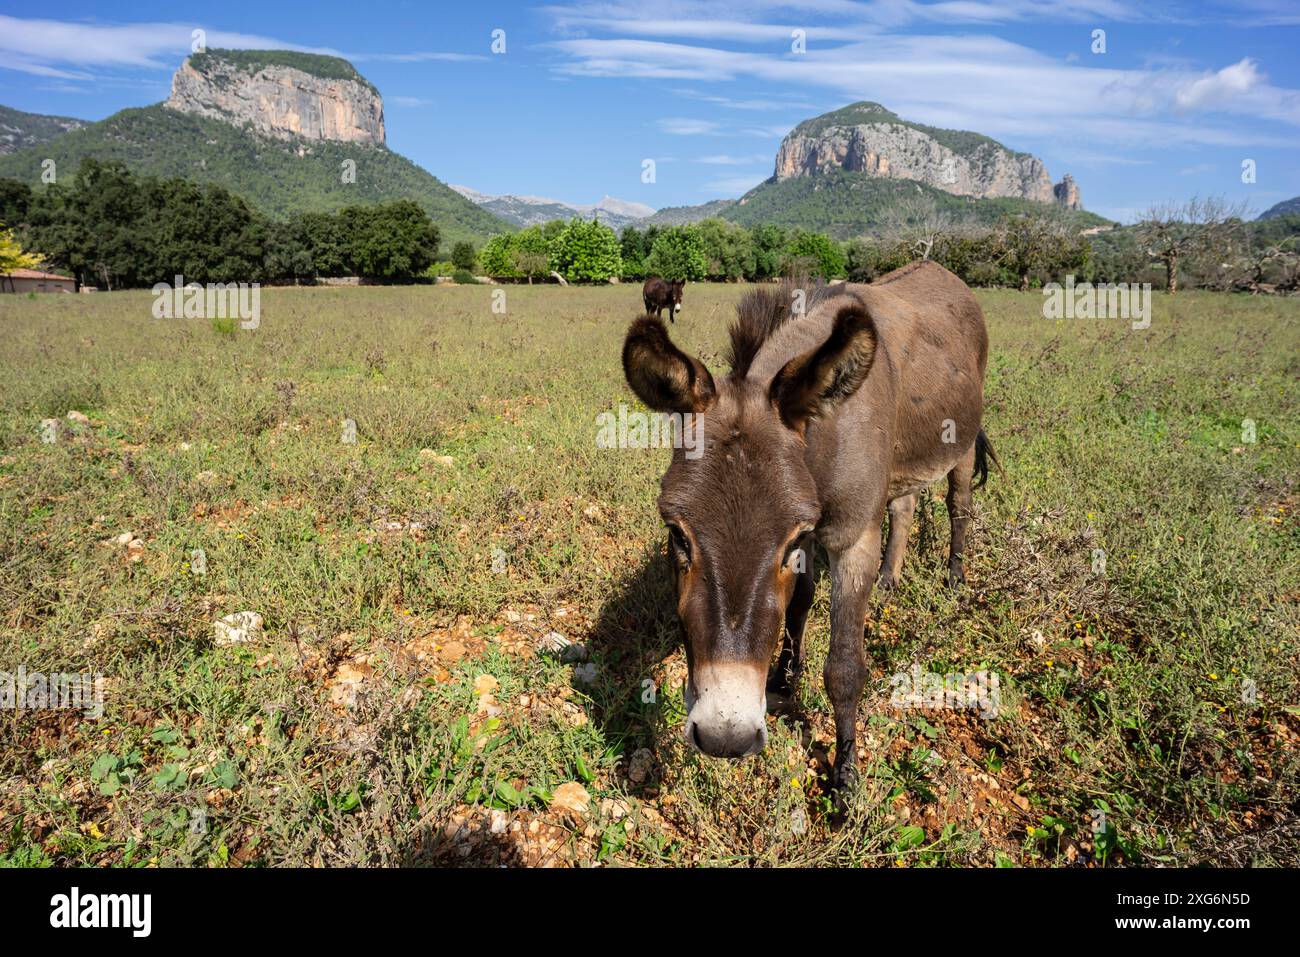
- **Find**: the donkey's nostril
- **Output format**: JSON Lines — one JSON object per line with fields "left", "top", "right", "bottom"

{"left": 690, "top": 721, "right": 705, "bottom": 752}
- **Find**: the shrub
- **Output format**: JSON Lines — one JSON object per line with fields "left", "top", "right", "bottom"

{"left": 784, "top": 230, "right": 846, "bottom": 279}
{"left": 550, "top": 218, "right": 622, "bottom": 283}
{"left": 451, "top": 241, "right": 478, "bottom": 272}
{"left": 645, "top": 225, "right": 706, "bottom": 281}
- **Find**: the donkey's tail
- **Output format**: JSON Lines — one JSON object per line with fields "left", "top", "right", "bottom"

{"left": 973, "top": 429, "right": 1003, "bottom": 490}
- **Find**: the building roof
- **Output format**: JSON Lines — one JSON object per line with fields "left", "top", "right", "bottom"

{"left": 2, "top": 268, "right": 74, "bottom": 280}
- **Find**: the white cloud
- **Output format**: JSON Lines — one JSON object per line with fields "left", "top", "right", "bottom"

{"left": 0, "top": 15, "right": 481, "bottom": 81}
{"left": 1173, "top": 58, "right": 1261, "bottom": 111}
{"left": 670, "top": 88, "right": 815, "bottom": 111}
{"left": 697, "top": 153, "right": 770, "bottom": 164}
{"left": 352, "top": 52, "right": 485, "bottom": 63}
{"left": 541, "top": 0, "right": 1157, "bottom": 42}
{"left": 704, "top": 172, "right": 770, "bottom": 195}
{"left": 657, "top": 117, "right": 720, "bottom": 134}
{"left": 0, "top": 15, "right": 332, "bottom": 76}
{"left": 740, "top": 123, "right": 795, "bottom": 138}
{"left": 547, "top": 28, "right": 1300, "bottom": 148}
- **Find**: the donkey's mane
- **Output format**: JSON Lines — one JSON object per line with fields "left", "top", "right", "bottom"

{"left": 726, "top": 278, "right": 853, "bottom": 378}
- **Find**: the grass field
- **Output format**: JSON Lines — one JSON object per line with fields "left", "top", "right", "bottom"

{"left": 1, "top": 281, "right": 1297, "bottom": 867}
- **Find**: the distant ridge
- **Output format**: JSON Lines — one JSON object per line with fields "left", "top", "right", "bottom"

{"left": 0, "top": 105, "right": 86, "bottom": 156}
{"left": 1258, "top": 196, "right": 1300, "bottom": 220}
{"left": 450, "top": 185, "right": 654, "bottom": 230}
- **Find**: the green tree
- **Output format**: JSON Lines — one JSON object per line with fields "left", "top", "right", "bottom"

{"left": 645, "top": 225, "right": 706, "bottom": 281}
{"left": 451, "top": 240, "right": 477, "bottom": 272}
{"left": 264, "top": 219, "right": 314, "bottom": 283}
{"left": 749, "top": 223, "right": 787, "bottom": 280}
{"left": 0, "top": 178, "right": 32, "bottom": 228}
{"left": 696, "top": 218, "right": 754, "bottom": 281}
{"left": 62, "top": 159, "right": 147, "bottom": 289}
{"left": 299, "top": 212, "right": 348, "bottom": 277}
{"left": 142, "top": 177, "right": 265, "bottom": 284}
{"left": 510, "top": 226, "right": 551, "bottom": 283}
{"left": 784, "top": 230, "right": 846, "bottom": 279}
{"left": 477, "top": 233, "right": 516, "bottom": 277}
{"left": 340, "top": 200, "right": 440, "bottom": 280}
{"left": 550, "top": 218, "right": 622, "bottom": 283}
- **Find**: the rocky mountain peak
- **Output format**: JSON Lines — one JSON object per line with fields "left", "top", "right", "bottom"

{"left": 1053, "top": 173, "right": 1082, "bottom": 209}
{"left": 164, "top": 48, "right": 385, "bottom": 146}
{"left": 774, "top": 100, "right": 1081, "bottom": 209}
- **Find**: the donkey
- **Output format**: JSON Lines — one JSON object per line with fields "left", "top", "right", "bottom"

{"left": 622, "top": 261, "right": 998, "bottom": 793}
{"left": 643, "top": 277, "right": 684, "bottom": 322}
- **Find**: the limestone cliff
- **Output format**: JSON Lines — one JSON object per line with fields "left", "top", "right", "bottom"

{"left": 774, "top": 102, "right": 1081, "bottom": 208}
{"left": 1053, "top": 173, "right": 1083, "bottom": 210}
{"left": 165, "top": 49, "right": 385, "bottom": 146}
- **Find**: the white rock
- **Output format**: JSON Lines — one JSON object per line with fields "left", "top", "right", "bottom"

{"left": 213, "top": 611, "right": 264, "bottom": 647}
{"left": 574, "top": 662, "right": 598, "bottom": 684}
{"left": 538, "top": 630, "right": 570, "bottom": 654}
{"left": 488, "top": 809, "right": 509, "bottom": 834}
{"left": 113, "top": 531, "right": 135, "bottom": 547}
{"left": 66, "top": 410, "right": 90, "bottom": 424}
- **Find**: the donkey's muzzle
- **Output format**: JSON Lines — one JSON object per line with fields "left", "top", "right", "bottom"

{"left": 686, "top": 715, "right": 767, "bottom": 758}
{"left": 683, "top": 662, "right": 767, "bottom": 759}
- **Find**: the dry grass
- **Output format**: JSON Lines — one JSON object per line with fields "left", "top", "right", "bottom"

{"left": 0, "top": 283, "right": 1296, "bottom": 867}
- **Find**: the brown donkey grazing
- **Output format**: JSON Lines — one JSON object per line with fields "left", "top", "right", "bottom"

{"left": 622, "top": 261, "right": 999, "bottom": 793}
{"left": 642, "top": 277, "right": 684, "bottom": 322}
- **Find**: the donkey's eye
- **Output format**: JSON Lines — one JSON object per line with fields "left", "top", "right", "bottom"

{"left": 783, "top": 527, "right": 813, "bottom": 571}
{"left": 667, "top": 524, "right": 692, "bottom": 565}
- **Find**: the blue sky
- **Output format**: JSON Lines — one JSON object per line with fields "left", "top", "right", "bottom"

{"left": 1, "top": 1, "right": 1297, "bottom": 222}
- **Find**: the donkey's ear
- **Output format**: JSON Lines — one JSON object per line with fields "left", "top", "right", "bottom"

{"left": 623, "top": 315, "right": 716, "bottom": 413}
{"left": 770, "top": 300, "right": 877, "bottom": 430}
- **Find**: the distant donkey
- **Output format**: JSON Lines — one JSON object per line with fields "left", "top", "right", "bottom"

{"left": 622, "top": 261, "right": 999, "bottom": 796}
{"left": 642, "top": 277, "right": 684, "bottom": 322}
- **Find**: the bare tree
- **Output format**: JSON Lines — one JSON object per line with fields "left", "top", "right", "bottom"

{"left": 1135, "top": 196, "right": 1250, "bottom": 295}
{"left": 880, "top": 192, "right": 952, "bottom": 261}
{"left": 996, "top": 208, "right": 1079, "bottom": 292}
{"left": 1241, "top": 236, "right": 1300, "bottom": 294}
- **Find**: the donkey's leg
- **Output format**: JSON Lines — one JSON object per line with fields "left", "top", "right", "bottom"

{"left": 826, "top": 523, "right": 882, "bottom": 792}
{"left": 769, "top": 531, "right": 814, "bottom": 694}
{"left": 945, "top": 442, "right": 977, "bottom": 587}
{"left": 877, "top": 492, "right": 918, "bottom": 595}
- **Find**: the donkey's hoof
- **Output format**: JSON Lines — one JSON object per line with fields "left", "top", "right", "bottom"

{"left": 946, "top": 566, "right": 966, "bottom": 589}
{"left": 829, "top": 758, "right": 860, "bottom": 817}
{"left": 831, "top": 751, "right": 860, "bottom": 792}
{"left": 876, "top": 573, "right": 898, "bottom": 597}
